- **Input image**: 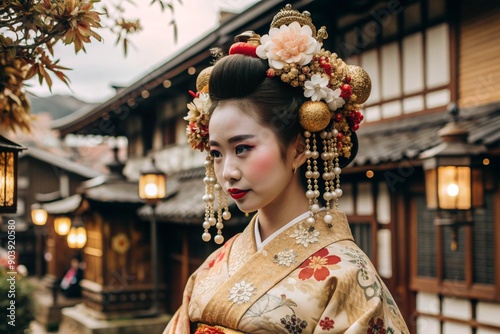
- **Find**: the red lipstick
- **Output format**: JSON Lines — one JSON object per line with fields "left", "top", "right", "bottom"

{"left": 227, "top": 188, "right": 248, "bottom": 200}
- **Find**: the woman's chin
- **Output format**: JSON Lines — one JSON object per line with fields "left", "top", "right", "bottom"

{"left": 235, "top": 202, "right": 259, "bottom": 215}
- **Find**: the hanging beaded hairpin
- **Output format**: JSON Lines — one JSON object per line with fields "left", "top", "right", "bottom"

{"left": 184, "top": 63, "right": 230, "bottom": 245}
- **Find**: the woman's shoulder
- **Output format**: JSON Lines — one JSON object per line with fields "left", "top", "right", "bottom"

{"left": 199, "top": 233, "right": 242, "bottom": 266}
{"left": 322, "top": 239, "right": 378, "bottom": 277}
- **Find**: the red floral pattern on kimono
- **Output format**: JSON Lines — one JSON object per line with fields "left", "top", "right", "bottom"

{"left": 298, "top": 247, "right": 341, "bottom": 281}
{"left": 319, "top": 316, "right": 335, "bottom": 330}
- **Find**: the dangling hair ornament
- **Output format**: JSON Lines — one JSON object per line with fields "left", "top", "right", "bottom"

{"left": 201, "top": 155, "right": 230, "bottom": 244}
{"left": 185, "top": 64, "right": 231, "bottom": 244}
{"left": 186, "top": 31, "right": 263, "bottom": 244}
{"left": 256, "top": 4, "right": 372, "bottom": 224}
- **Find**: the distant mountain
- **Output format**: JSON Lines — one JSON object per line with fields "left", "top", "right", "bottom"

{"left": 28, "top": 94, "right": 96, "bottom": 120}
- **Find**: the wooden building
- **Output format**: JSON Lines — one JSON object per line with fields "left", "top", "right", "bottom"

{"left": 52, "top": 0, "right": 500, "bottom": 333}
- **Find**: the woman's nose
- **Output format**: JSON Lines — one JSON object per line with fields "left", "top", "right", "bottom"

{"left": 222, "top": 159, "right": 241, "bottom": 182}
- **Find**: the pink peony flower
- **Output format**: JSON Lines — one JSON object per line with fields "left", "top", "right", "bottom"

{"left": 257, "top": 21, "right": 320, "bottom": 69}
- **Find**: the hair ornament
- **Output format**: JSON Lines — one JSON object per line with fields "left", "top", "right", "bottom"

{"left": 184, "top": 90, "right": 211, "bottom": 152}
{"left": 298, "top": 101, "right": 330, "bottom": 133}
{"left": 256, "top": 3, "right": 372, "bottom": 223}
{"left": 229, "top": 31, "right": 261, "bottom": 57}
{"left": 256, "top": 4, "right": 371, "bottom": 159}
{"left": 196, "top": 66, "right": 213, "bottom": 93}
{"left": 270, "top": 4, "right": 317, "bottom": 36}
{"left": 184, "top": 65, "right": 229, "bottom": 245}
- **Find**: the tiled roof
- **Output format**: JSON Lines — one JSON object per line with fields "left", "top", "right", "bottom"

{"left": 84, "top": 180, "right": 142, "bottom": 204}
{"left": 42, "top": 194, "right": 82, "bottom": 215}
{"left": 40, "top": 177, "right": 141, "bottom": 214}
{"left": 354, "top": 103, "right": 500, "bottom": 167}
{"left": 21, "top": 146, "right": 102, "bottom": 179}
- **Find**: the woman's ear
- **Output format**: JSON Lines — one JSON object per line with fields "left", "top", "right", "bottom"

{"left": 292, "top": 134, "right": 307, "bottom": 167}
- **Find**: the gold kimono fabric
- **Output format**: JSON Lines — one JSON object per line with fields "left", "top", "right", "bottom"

{"left": 164, "top": 211, "right": 409, "bottom": 333}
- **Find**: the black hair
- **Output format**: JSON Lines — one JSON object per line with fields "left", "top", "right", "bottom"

{"left": 208, "top": 54, "right": 305, "bottom": 158}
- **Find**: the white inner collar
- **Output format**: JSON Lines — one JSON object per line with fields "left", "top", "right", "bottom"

{"left": 254, "top": 210, "right": 312, "bottom": 250}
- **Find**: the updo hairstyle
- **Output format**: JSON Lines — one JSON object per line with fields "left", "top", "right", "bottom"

{"left": 208, "top": 54, "right": 306, "bottom": 159}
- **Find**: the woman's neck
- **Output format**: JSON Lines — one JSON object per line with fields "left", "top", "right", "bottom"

{"left": 257, "top": 179, "right": 309, "bottom": 241}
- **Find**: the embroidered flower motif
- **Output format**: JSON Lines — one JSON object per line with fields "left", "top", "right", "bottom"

{"left": 304, "top": 74, "right": 334, "bottom": 102}
{"left": 229, "top": 280, "right": 255, "bottom": 305}
{"left": 319, "top": 316, "right": 335, "bottom": 331}
{"left": 326, "top": 88, "right": 346, "bottom": 111}
{"left": 257, "top": 21, "right": 320, "bottom": 70}
{"left": 367, "top": 317, "right": 394, "bottom": 334}
{"left": 290, "top": 224, "right": 320, "bottom": 247}
{"left": 344, "top": 247, "right": 370, "bottom": 280}
{"left": 298, "top": 247, "right": 341, "bottom": 281}
{"left": 184, "top": 92, "right": 212, "bottom": 152}
{"left": 280, "top": 314, "right": 308, "bottom": 333}
{"left": 274, "top": 248, "right": 298, "bottom": 267}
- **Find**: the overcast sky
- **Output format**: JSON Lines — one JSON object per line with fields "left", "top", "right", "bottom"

{"left": 27, "top": 0, "right": 260, "bottom": 103}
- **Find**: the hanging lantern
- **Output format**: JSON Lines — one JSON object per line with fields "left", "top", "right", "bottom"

{"left": 138, "top": 158, "right": 166, "bottom": 204}
{"left": 54, "top": 216, "right": 72, "bottom": 235}
{"left": 138, "top": 157, "right": 166, "bottom": 315}
{"left": 31, "top": 204, "right": 48, "bottom": 226}
{"left": 67, "top": 227, "right": 87, "bottom": 249}
{"left": 0, "top": 135, "right": 26, "bottom": 213}
{"left": 420, "top": 105, "right": 486, "bottom": 250}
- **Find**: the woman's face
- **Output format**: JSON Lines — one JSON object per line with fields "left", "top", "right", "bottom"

{"left": 209, "top": 101, "right": 297, "bottom": 213}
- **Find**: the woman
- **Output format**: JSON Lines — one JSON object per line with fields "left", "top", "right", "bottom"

{"left": 165, "top": 4, "right": 409, "bottom": 334}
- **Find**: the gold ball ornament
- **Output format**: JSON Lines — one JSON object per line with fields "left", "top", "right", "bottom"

{"left": 348, "top": 65, "right": 372, "bottom": 104}
{"left": 196, "top": 66, "right": 213, "bottom": 92}
{"left": 299, "top": 101, "right": 331, "bottom": 132}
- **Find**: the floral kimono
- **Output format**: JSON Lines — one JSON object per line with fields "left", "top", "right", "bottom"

{"left": 164, "top": 210, "right": 409, "bottom": 333}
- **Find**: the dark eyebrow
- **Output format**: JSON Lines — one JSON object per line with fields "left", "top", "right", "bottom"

{"left": 209, "top": 134, "right": 254, "bottom": 147}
